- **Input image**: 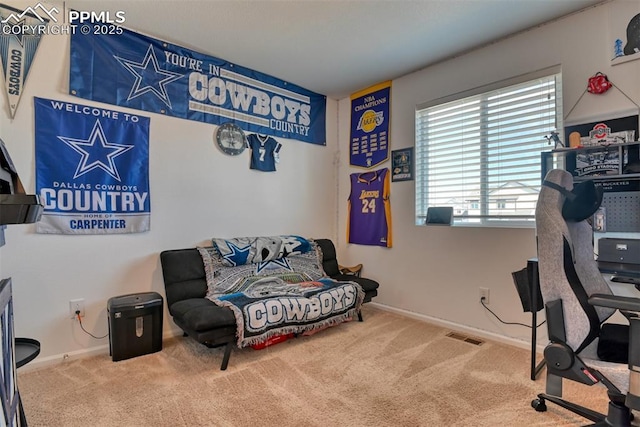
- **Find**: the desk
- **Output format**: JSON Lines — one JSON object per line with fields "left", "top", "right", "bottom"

{"left": 598, "top": 261, "right": 640, "bottom": 280}
{"left": 598, "top": 261, "right": 640, "bottom": 298}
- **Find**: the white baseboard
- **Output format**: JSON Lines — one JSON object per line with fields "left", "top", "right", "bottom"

{"left": 18, "top": 327, "right": 184, "bottom": 372}
{"left": 21, "top": 305, "right": 542, "bottom": 372}
{"left": 369, "top": 302, "right": 542, "bottom": 352}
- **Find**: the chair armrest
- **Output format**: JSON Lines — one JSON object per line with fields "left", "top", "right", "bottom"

{"left": 589, "top": 294, "right": 640, "bottom": 312}
{"left": 339, "top": 264, "right": 362, "bottom": 277}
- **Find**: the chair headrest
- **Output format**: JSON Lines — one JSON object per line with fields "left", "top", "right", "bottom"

{"left": 542, "top": 178, "right": 603, "bottom": 222}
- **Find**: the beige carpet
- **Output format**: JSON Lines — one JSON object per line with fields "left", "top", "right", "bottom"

{"left": 19, "top": 306, "right": 616, "bottom": 426}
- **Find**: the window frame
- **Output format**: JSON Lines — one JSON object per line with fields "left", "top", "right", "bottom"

{"left": 415, "top": 66, "right": 563, "bottom": 228}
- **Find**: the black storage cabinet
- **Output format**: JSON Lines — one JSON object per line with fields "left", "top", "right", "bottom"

{"left": 107, "top": 292, "right": 163, "bottom": 362}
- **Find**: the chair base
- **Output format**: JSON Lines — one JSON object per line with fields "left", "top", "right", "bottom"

{"left": 532, "top": 393, "right": 631, "bottom": 427}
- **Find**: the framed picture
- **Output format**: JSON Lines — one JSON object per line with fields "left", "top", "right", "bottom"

{"left": 610, "top": 1, "right": 640, "bottom": 66}
{"left": 391, "top": 147, "right": 413, "bottom": 182}
{"left": 564, "top": 115, "right": 638, "bottom": 148}
{"left": 562, "top": 115, "right": 639, "bottom": 178}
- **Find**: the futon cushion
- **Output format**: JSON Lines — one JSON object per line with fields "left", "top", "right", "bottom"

{"left": 164, "top": 279, "right": 207, "bottom": 308}
{"left": 332, "top": 274, "right": 379, "bottom": 294}
{"left": 315, "top": 238, "right": 340, "bottom": 276}
{"left": 597, "top": 323, "right": 629, "bottom": 364}
{"left": 170, "top": 298, "right": 236, "bottom": 332}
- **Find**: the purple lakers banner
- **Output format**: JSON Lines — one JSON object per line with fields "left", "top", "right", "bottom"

{"left": 35, "top": 97, "right": 150, "bottom": 234}
{"left": 350, "top": 81, "right": 391, "bottom": 168}
{"left": 69, "top": 25, "right": 326, "bottom": 145}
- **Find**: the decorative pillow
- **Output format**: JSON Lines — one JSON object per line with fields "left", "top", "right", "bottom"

{"left": 198, "top": 240, "right": 325, "bottom": 298}
{"left": 212, "top": 235, "right": 312, "bottom": 267}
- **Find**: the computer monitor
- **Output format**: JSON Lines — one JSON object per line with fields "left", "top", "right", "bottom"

{"left": 425, "top": 206, "right": 453, "bottom": 226}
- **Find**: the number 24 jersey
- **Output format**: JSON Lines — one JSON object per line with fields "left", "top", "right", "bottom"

{"left": 347, "top": 167, "right": 392, "bottom": 247}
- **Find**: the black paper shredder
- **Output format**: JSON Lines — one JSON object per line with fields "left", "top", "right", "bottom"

{"left": 107, "top": 292, "right": 163, "bottom": 362}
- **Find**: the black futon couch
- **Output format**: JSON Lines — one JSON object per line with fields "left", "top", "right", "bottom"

{"left": 159, "top": 238, "right": 379, "bottom": 370}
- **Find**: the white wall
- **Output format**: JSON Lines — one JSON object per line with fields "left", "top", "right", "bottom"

{"left": 337, "top": 1, "right": 640, "bottom": 346}
{"left": 0, "top": 16, "right": 339, "bottom": 362}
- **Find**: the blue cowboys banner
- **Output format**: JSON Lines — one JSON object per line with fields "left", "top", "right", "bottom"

{"left": 350, "top": 81, "right": 391, "bottom": 168}
{"left": 69, "top": 25, "right": 326, "bottom": 145}
{"left": 34, "top": 97, "right": 150, "bottom": 234}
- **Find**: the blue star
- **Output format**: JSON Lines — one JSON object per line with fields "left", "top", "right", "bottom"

{"left": 256, "top": 257, "right": 292, "bottom": 274}
{"left": 222, "top": 242, "right": 251, "bottom": 267}
{"left": 7, "top": 18, "right": 32, "bottom": 46}
{"left": 115, "top": 45, "right": 183, "bottom": 108}
{"left": 58, "top": 119, "right": 134, "bottom": 181}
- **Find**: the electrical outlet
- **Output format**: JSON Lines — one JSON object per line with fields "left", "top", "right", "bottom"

{"left": 479, "top": 287, "right": 490, "bottom": 304}
{"left": 69, "top": 298, "right": 85, "bottom": 320}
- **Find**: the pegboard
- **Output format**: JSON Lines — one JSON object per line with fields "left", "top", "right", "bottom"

{"left": 602, "top": 191, "right": 640, "bottom": 232}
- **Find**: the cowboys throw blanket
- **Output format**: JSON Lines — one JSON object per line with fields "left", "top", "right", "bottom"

{"left": 215, "top": 276, "right": 363, "bottom": 347}
{"left": 199, "top": 236, "right": 364, "bottom": 348}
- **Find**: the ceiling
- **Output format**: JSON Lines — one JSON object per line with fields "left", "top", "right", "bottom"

{"left": 62, "top": 0, "right": 607, "bottom": 100}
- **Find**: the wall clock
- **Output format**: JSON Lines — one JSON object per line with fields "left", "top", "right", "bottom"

{"left": 215, "top": 122, "right": 246, "bottom": 156}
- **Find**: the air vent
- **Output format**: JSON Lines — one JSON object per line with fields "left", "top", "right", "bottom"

{"left": 446, "top": 332, "right": 484, "bottom": 346}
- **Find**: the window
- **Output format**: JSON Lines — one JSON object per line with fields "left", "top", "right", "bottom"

{"left": 415, "top": 67, "right": 562, "bottom": 227}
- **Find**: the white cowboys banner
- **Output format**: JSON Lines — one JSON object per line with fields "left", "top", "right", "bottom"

{"left": 35, "top": 97, "right": 150, "bottom": 234}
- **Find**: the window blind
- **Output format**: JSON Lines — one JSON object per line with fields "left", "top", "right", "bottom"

{"left": 415, "top": 70, "right": 562, "bottom": 226}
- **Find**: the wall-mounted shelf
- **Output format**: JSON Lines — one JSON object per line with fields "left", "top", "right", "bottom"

{"left": 541, "top": 141, "right": 640, "bottom": 183}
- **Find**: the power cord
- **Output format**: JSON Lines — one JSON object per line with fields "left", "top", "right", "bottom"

{"left": 75, "top": 310, "right": 109, "bottom": 339}
{"left": 480, "top": 297, "right": 546, "bottom": 329}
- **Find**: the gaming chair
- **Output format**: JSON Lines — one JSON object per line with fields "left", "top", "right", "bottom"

{"left": 532, "top": 169, "right": 640, "bottom": 426}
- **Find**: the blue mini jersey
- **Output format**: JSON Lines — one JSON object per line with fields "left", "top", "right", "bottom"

{"left": 247, "top": 134, "right": 282, "bottom": 172}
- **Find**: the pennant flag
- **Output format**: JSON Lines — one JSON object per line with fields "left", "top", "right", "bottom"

{"left": 0, "top": 3, "right": 50, "bottom": 118}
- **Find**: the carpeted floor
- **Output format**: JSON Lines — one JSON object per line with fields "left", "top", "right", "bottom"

{"left": 19, "top": 306, "right": 616, "bottom": 426}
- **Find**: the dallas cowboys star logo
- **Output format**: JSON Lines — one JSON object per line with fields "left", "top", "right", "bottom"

{"left": 6, "top": 18, "right": 33, "bottom": 46}
{"left": 256, "top": 257, "right": 293, "bottom": 274}
{"left": 115, "top": 45, "right": 183, "bottom": 108}
{"left": 58, "top": 119, "right": 134, "bottom": 181}
{"left": 222, "top": 242, "right": 251, "bottom": 267}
